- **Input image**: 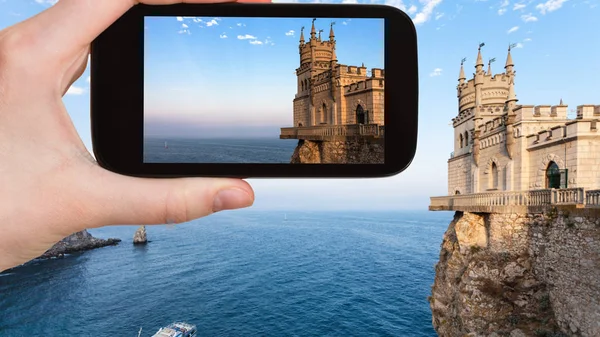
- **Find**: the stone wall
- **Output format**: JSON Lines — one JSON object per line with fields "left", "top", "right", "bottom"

{"left": 448, "top": 154, "right": 473, "bottom": 195}
{"left": 430, "top": 208, "right": 600, "bottom": 337}
{"left": 289, "top": 138, "right": 384, "bottom": 164}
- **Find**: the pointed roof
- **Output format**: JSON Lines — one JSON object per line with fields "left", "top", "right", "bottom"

{"left": 505, "top": 44, "right": 514, "bottom": 68}
{"left": 310, "top": 18, "right": 316, "bottom": 38}
{"left": 487, "top": 62, "right": 492, "bottom": 75}
{"left": 459, "top": 60, "right": 466, "bottom": 81}
{"left": 299, "top": 26, "right": 305, "bottom": 43}
{"left": 476, "top": 44, "right": 484, "bottom": 68}
{"left": 329, "top": 21, "right": 335, "bottom": 40}
{"left": 560, "top": 98, "right": 564, "bottom": 105}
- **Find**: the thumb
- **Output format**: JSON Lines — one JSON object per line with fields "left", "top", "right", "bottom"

{"left": 89, "top": 170, "right": 255, "bottom": 226}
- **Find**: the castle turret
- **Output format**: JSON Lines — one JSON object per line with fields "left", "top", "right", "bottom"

{"left": 457, "top": 58, "right": 466, "bottom": 110}
{"left": 329, "top": 22, "right": 335, "bottom": 41}
{"left": 472, "top": 43, "right": 485, "bottom": 167}
{"left": 299, "top": 26, "right": 305, "bottom": 44}
{"left": 310, "top": 18, "right": 316, "bottom": 39}
{"left": 504, "top": 46, "right": 518, "bottom": 159}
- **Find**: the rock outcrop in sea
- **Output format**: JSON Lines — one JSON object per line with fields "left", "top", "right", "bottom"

{"left": 430, "top": 209, "right": 600, "bottom": 337}
{"left": 133, "top": 225, "right": 147, "bottom": 244}
{"left": 39, "top": 230, "right": 121, "bottom": 259}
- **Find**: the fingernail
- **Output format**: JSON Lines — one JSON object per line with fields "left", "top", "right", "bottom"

{"left": 213, "top": 188, "right": 253, "bottom": 212}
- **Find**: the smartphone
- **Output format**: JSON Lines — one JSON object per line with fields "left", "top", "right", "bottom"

{"left": 90, "top": 3, "right": 418, "bottom": 178}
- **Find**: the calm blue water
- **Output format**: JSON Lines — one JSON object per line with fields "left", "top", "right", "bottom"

{"left": 0, "top": 210, "right": 452, "bottom": 336}
{"left": 144, "top": 138, "right": 299, "bottom": 163}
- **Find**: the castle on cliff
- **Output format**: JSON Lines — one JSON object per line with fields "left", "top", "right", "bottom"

{"left": 446, "top": 43, "right": 600, "bottom": 196}
{"left": 280, "top": 19, "right": 385, "bottom": 141}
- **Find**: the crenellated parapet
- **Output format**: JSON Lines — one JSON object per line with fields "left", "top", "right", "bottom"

{"left": 457, "top": 73, "right": 512, "bottom": 113}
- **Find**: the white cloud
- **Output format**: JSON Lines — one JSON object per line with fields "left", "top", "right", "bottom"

{"left": 178, "top": 29, "right": 191, "bottom": 35}
{"left": 205, "top": 19, "right": 219, "bottom": 27}
{"left": 514, "top": 42, "right": 524, "bottom": 48}
{"left": 220, "top": 33, "right": 228, "bottom": 39}
{"left": 513, "top": 3, "right": 526, "bottom": 10}
{"left": 412, "top": 0, "right": 444, "bottom": 25}
{"left": 429, "top": 68, "right": 442, "bottom": 77}
{"left": 182, "top": 23, "right": 188, "bottom": 28}
{"left": 521, "top": 13, "right": 538, "bottom": 21}
{"left": 177, "top": 17, "right": 184, "bottom": 22}
{"left": 285, "top": 30, "right": 295, "bottom": 36}
{"left": 407, "top": 5, "right": 418, "bottom": 14}
{"left": 523, "top": 37, "right": 532, "bottom": 42}
{"left": 342, "top": 0, "right": 358, "bottom": 3}
{"left": 536, "top": 0, "right": 568, "bottom": 14}
{"left": 498, "top": 0, "right": 509, "bottom": 15}
{"left": 66, "top": 85, "right": 85, "bottom": 95}
{"left": 507, "top": 26, "right": 519, "bottom": 33}
{"left": 193, "top": 18, "right": 202, "bottom": 23}
{"left": 237, "top": 34, "right": 257, "bottom": 40}
{"left": 35, "top": 0, "right": 58, "bottom": 5}
{"left": 249, "top": 40, "right": 263, "bottom": 45}
{"left": 237, "top": 23, "right": 246, "bottom": 27}
{"left": 383, "top": 0, "right": 406, "bottom": 11}
{"left": 435, "top": 12, "right": 445, "bottom": 19}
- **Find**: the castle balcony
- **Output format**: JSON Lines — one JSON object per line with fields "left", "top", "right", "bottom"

{"left": 429, "top": 188, "right": 600, "bottom": 214}
{"left": 280, "top": 124, "right": 384, "bottom": 141}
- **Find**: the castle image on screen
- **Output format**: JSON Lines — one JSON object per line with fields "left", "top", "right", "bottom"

{"left": 143, "top": 17, "right": 384, "bottom": 164}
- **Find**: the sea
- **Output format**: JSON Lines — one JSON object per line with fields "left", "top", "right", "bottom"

{"left": 0, "top": 210, "right": 452, "bottom": 336}
{"left": 144, "top": 137, "right": 299, "bottom": 163}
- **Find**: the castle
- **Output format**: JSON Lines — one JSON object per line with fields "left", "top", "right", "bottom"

{"left": 280, "top": 19, "right": 385, "bottom": 141}
{"left": 443, "top": 43, "right": 600, "bottom": 197}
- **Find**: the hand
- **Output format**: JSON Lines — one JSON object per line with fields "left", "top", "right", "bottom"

{"left": 0, "top": 0, "right": 269, "bottom": 272}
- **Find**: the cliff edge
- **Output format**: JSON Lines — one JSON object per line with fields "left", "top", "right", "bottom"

{"left": 290, "top": 138, "right": 384, "bottom": 164}
{"left": 430, "top": 209, "right": 600, "bottom": 337}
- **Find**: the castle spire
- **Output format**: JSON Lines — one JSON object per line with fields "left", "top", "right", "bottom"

{"left": 505, "top": 43, "right": 515, "bottom": 69}
{"left": 487, "top": 57, "right": 496, "bottom": 76}
{"left": 458, "top": 57, "right": 466, "bottom": 83}
{"left": 299, "top": 26, "right": 305, "bottom": 43}
{"left": 310, "top": 18, "right": 316, "bottom": 39}
{"left": 329, "top": 21, "right": 335, "bottom": 41}
{"left": 560, "top": 98, "right": 564, "bottom": 105}
{"left": 475, "top": 42, "right": 485, "bottom": 69}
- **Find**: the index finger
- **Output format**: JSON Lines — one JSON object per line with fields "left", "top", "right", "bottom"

{"left": 18, "top": 0, "right": 270, "bottom": 60}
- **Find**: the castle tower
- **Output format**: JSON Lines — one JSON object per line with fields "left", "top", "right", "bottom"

{"left": 472, "top": 43, "right": 485, "bottom": 167}
{"left": 330, "top": 22, "right": 337, "bottom": 102}
{"left": 457, "top": 58, "right": 466, "bottom": 109}
{"left": 504, "top": 44, "right": 518, "bottom": 159}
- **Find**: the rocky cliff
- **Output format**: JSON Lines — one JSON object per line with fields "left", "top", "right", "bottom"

{"left": 39, "top": 230, "right": 121, "bottom": 259}
{"left": 290, "top": 138, "right": 384, "bottom": 164}
{"left": 429, "top": 208, "right": 600, "bottom": 337}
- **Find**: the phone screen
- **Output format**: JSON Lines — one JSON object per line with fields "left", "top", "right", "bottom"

{"left": 143, "top": 16, "right": 385, "bottom": 164}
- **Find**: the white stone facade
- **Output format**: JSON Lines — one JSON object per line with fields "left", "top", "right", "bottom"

{"left": 447, "top": 46, "right": 600, "bottom": 195}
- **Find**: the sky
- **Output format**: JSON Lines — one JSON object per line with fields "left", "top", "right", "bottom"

{"left": 144, "top": 16, "right": 384, "bottom": 138}
{"left": 1, "top": 0, "right": 600, "bottom": 210}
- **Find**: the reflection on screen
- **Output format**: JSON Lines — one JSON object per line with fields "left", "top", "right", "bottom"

{"left": 143, "top": 16, "right": 385, "bottom": 164}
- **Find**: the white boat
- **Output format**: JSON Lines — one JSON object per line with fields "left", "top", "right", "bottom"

{"left": 151, "top": 322, "right": 197, "bottom": 337}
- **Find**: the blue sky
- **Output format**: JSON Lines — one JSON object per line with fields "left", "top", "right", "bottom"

{"left": 1, "top": 0, "right": 599, "bottom": 210}
{"left": 143, "top": 16, "right": 384, "bottom": 138}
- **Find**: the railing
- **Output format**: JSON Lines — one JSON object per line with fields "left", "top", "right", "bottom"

{"left": 280, "top": 124, "right": 384, "bottom": 138}
{"left": 553, "top": 188, "right": 584, "bottom": 205}
{"left": 429, "top": 187, "right": 600, "bottom": 211}
{"left": 586, "top": 190, "right": 600, "bottom": 206}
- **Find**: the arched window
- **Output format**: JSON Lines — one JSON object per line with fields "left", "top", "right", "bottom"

{"left": 464, "top": 131, "right": 469, "bottom": 147}
{"left": 459, "top": 134, "right": 464, "bottom": 148}
{"left": 356, "top": 104, "right": 366, "bottom": 124}
{"left": 320, "top": 103, "right": 327, "bottom": 124}
{"left": 545, "top": 161, "right": 561, "bottom": 189}
{"left": 301, "top": 81, "right": 304, "bottom": 91}
{"left": 491, "top": 162, "right": 499, "bottom": 189}
{"left": 455, "top": 190, "right": 461, "bottom": 195}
